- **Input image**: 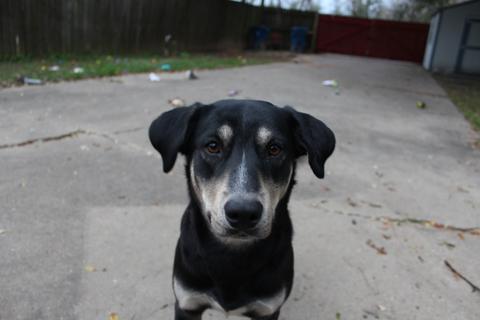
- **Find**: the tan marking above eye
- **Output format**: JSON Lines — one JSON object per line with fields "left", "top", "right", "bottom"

{"left": 256, "top": 127, "right": 272, "bottom": 145}
{"left": 217, "top": 124, "right": 233, "bottom": 144}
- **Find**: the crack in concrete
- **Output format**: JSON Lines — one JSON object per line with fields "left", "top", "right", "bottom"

{"left": 0, "top": 128, "right": 156, "bottom": 157}
{"left": 342, "top": 257, "right": 380, "bottom": 296}
{"left": 347, "top": 212, "right": 480, "bottom": 235}
{"left": 0, "top": 129, "right": 86, "bottom": 149}
{"left": 113, "top": 126, "right": 145, "bottom": 135}
{"left": 310, "top": 203, "right": 480, "bottom": 236}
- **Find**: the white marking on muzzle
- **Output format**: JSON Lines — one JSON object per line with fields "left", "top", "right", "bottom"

{"left": 190, "top": 147, "right": 293, "bottom": 243}
{"left": 190, "top": 162, "right": 231, "bottom": 235}
{"left": 254, "top": 165, "right": 293, "bottom": 238}
{"left": 236, "top": 152, "right": 247, "bottom": 192}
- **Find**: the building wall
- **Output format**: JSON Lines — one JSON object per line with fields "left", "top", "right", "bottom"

{"left": 431, "top": 0, "right": 480, "bottom": 73}
{"left": 460, "top": 19, "right": 480, "bottom": 73}
{"left": 423, "top": 13, "right": 440, "bottom": 69}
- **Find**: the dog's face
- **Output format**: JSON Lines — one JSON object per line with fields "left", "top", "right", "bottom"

{"left": 150, "top": 100, "right": 335, "bottom": 244}
{"left": 187, "top": 103, "right": 296, "bottom": 241}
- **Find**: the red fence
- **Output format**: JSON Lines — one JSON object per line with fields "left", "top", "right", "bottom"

{"left": 315, "top": 15, "right": 429, "bottom": 63}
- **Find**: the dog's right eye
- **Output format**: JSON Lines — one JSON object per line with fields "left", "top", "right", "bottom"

{"left": 205, "top": 141, "right": 222, "bottom": 154}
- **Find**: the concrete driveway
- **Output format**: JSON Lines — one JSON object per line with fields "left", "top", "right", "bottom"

{"left": 1, "top": 54, "right": 479, "bottom": 320}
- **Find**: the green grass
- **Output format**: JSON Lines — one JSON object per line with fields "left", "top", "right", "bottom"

{"left": 0, "top": 53, "right": 281, "bottom": 87}
{"left": 435, "top": 74, "right": 480, "bottom": 132}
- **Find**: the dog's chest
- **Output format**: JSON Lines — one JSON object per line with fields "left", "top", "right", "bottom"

{"left": 173, "top": 278, "right": 286, "bottom": 317}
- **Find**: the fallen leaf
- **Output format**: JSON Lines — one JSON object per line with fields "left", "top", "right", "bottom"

{"left": 457, "top": 186, "right": 469, "bottom": 193}
{"left": 85, "top": 265, "right": 96, "bottom": 272}
{"left": 363, "top": 309, "right": 379, "bottom": 319}
{"left": 168, "top": 98, "right": 185, "bottom": 107}
{"left": 416, "top": 101, "right": 426, "bottom": 109}
{"left": 109, "top": 313, "right": 119, "bottom": 320}
{"left": 368, "top": 202, "right": 383, "bottom": 208}
{"left": 458, "top": 233, "right": 465, "bottom": 240}
{"left": 336, "top": 312, "right": 341, "bottom": 320}
{"left": 366, "top": 239, "right": 387, "bottom": 255}
{"left": 423, "top": 221, "right": 434, "bottom": 228}
{"left": 440, "top": 241, "right": 455, "bottom": 249}
{"left": 433, "top": 222, "right": 445, "bottom": 229}
{"left": 347, "top": 197, "right": 358, "bottom": 207}
{"left": 375, "top": 171, "right": 384, "bottom": 178}
{"left": 470, "top": 230, "right": 480, "bottom": 236}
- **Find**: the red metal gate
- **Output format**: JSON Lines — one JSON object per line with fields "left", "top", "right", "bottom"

{"left": 315, "top": 14, "right": 429, "bottom": 63}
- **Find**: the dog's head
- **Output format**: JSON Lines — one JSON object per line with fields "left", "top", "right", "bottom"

{"left": 150, "top": 100, "right": 335, "bottom": 243}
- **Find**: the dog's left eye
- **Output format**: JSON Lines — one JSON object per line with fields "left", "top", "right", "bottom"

{"left": 267, "top": 143, "right": 282, "bottom": 157}
{"left": 205, "top": 141, "right": 222, "bottom": 154}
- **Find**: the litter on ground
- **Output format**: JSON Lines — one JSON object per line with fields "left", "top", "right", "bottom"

{"left": 21, "top": 77, "right": 43, "bottom": 85}
{"left": 417, "top": 101, "right": 426, "bottom": 109}
{"left": 73, "top": 67, "right": 84, "bottom": 74}
{"left": 228, "top": 89, "right": 240, "bottom": 97}
{"left": 160, "top": 63, "right": 172, "bottom": 71}
{"left": 322, "top": 79, "right": 338, "bottom": 87}
{"left": 148, "top": 73, "right": 161, "bottom": 82}
{"left": 186, "top": 70, "right": 198, "bottom": 80}
{"left": 168, "top": 98, "right": 186, "bottom": 107}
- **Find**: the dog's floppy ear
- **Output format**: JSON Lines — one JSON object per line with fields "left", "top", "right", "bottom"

{"left": 285, "top": 106, "right": 335, "bottom": 179}
{"left": 149, "top": 103, "right": 201, "bottom": 173}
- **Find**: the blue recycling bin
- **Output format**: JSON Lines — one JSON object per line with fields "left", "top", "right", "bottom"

{"left": 291, "top": 26, "right": 308, "bottom": 52}
{"left": 249, "top": 26, "right": 270, "bottom": 50}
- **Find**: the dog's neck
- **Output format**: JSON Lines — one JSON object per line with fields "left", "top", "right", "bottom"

{"left": 179, "top": 199, "right": 293, "bottom": 283}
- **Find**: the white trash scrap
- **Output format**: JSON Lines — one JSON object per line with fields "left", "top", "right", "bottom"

{"left": 22, "top": 77, "right": 43, "bottom": 85}
{"left": 168, "top": 98, "right": 186, "bottom": 107}
{"left": 148, "top": 73, "right": 161, "bottom": 82}
{"left": 322, "top": 80, "right": 338, "bottom": 87}
{"left": 186, "top": 70, "right": 198, "bottom": 80}
{"left": 73, "top": 67, "right": 84, "bottom": 74}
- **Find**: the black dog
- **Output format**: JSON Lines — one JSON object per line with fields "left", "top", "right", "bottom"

{"left": 149, "top": 100, "right": 335, "bottom": 320}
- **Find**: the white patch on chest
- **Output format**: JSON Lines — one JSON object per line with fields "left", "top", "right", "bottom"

{"left": 173, "top": 278, "right": 286, "bottom": 317}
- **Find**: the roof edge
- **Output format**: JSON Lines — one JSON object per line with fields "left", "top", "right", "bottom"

{"left": 432, "top": 0, "right": 480, "bottom": 16}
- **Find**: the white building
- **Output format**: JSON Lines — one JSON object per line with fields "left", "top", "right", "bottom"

{"left": 423, "top": 0, "right": 480, "bottom": 74}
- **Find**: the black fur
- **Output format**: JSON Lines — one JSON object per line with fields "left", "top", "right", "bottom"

{"left": 149, "top": 100, "right": 335, "bottom": 319}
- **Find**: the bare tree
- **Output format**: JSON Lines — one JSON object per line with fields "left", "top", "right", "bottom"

{"left": 390, "top": 0, "right": 460, "bottom": 22}
{"left": 289, "top": 0, "right": 321, "bottom": 11}
{"left": 350, "top": 0, "right": 383, "bottom": 18}
{"left": 333, "top": 2, "right": 343, "bottom": 15}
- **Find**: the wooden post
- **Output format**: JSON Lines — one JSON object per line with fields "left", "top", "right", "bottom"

{"left": 310, "top": 13, "right": 319, "bottom": 52}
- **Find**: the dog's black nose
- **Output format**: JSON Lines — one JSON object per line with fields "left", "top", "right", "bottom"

{"left": 224, "top": 199, "right": 263, "bottom": 230}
